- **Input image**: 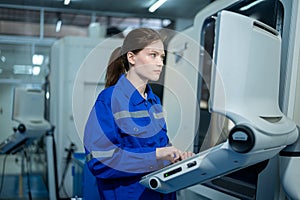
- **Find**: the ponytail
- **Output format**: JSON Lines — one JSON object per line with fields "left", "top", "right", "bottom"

{"left": 105, "top": 47, "right": 127, "bottom": 88}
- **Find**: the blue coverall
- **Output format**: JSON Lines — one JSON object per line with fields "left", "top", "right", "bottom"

{"left": 84, "top": 74, "right": 176, "bottom": 199}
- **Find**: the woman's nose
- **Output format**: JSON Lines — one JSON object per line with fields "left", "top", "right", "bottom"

{"left": 157, "top": 58, "right": 164, "bottom": 67}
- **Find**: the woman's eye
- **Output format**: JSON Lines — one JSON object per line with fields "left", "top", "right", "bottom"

{"left": 150, "top": 52, "right": 165, "bottom": 61}
{"left": 150, "top": 53, "right": 156, "bottom": 58}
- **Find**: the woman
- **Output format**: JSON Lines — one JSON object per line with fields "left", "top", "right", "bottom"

{"left": 84, "top": 28, "right": 193, "bottom": 199}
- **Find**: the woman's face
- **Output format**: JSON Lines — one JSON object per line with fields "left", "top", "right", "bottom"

{"left": 128, "top": 40, "right": 165, "bottom": 82}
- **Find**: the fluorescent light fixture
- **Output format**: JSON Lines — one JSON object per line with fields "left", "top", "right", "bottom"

{"left": 56, "top": 19, "right": 62, "bottom": 32}
{"left": 162, "top": 19, "right": 171, "bottom": 27}
{"left": 13, "top": 65, "right": 33, "bottom": 75}
{"left": 239, "top": 0, "right": 265, "bottom": 11}
{"left": 46, "top": 91, "right": 50, "bottom": 99}
{"left": 13, "top": 65, "right": 41, "bottom": 75}
{"left": 32, "top": 54, "right": 44, "bottom": 65}
{"left": 32, "top": 66, "right": 41, "bottom": 76}
{"left": 149, "top": 0, "right": 167, "bottom": 13}
{"left": 64, "top": 0, "right": 71, "bottom": 5}
{"left": 1, "top": 56, "right": 6, "bottom": 63}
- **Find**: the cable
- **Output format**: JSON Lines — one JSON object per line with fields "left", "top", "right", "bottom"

{"left": 23, "top": 149, "right": 32, "bottom": 200}
{"left": 58, "top": 142, "right": 76, "bottom": 198}
{"left": 0, "top": 154, "right": 8, "bottom": 195}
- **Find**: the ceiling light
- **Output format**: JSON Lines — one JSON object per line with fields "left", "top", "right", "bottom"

{"left": 13, "top": 65, "right": 33, "bottom": 75}
{"left": 56, "top": 19, "right": 62, "bottom": 32}
{"left": 64, "top": 0, "right": 71, "bottom": 5}
{"left": 46, "top": 91, "right": 50, "bottom": 99}
{"left": 32, "top": 66, "right": 41, "bottom": 76}
{"left": 162, "top": 19, "right": 171, "bottom": 27}
{"left": 239, "top": 0, "right": 265, "bottom": 11}
{"left": 32, "top": 54, "right": 44, "bottom": 65}
{"left": 1, "top": 56, "right": 5, "bottom": 63}
{"left": 149, "top": 0, "right": 167, "bottom": 13}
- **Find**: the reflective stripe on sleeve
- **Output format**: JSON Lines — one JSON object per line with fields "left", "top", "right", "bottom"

{"left": 153, "top": 112, "right": 164, "bottom": 119}
{"left": 86, "top": 149, "right": 117, "bottom": 162}
{"left": 113, "top": 110, "right": 149, "bottom": 120}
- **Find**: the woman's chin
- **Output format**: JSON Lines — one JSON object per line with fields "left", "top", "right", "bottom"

{"left": 149, "top": 75, "right": 160, "bottom": 82}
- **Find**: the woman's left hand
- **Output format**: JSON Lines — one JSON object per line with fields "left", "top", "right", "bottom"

{"left": 178, "top": 151, "right": 194, "bottom": 162}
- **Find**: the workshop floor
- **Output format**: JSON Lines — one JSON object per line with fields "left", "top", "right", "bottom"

{"left": 0, "top": 174, "right": 48, "bottom": 200}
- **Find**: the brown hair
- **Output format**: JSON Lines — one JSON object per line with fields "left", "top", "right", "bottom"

{"left": 105, "top": 28, "right": 164, "bottom": 88}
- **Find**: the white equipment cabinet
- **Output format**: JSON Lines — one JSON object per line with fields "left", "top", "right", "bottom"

{"left": 50, "top": 36, "right": 123, "bottom": 197}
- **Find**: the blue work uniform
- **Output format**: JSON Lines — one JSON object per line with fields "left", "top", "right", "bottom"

{"left": 84, "top": 74, "right": 176, "bottom": 200}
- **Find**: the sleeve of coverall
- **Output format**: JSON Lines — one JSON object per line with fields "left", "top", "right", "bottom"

{"left": 84, "top": 98, "right": 168, "bottom": 179}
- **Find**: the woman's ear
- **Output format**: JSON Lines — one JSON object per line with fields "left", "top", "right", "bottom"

{"left": 127, "top": 52, "right": 135, "bottom": 65}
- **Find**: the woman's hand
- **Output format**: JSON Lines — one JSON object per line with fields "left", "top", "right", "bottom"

{"left": 179, "top": 151, "right": 194, "bottom": 160}
{"left": 156, "top": 146, "right": 194, "bottom": 163}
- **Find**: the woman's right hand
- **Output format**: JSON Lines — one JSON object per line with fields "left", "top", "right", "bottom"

{"left": 156, "top": 146, "right": 193, "bottom": 163}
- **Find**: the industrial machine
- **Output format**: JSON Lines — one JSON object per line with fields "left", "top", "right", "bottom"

{"left": 140, "top": 10, "right": 299, "bottom": 198}
{"left": 0, "top": 87, "right": 56, "bottom": 200}
{"left": 0, "top": 87, "right": 51, "bottom": 154}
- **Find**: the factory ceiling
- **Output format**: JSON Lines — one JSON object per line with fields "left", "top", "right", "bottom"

{"left": 0, "top": 0, "right": 278, "bottom": 41}
{"left": 0, "top": 0, "right": 215, "bottom": 39}
{"left": 0, "top": 0, "right": 214, "bottom": 22}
